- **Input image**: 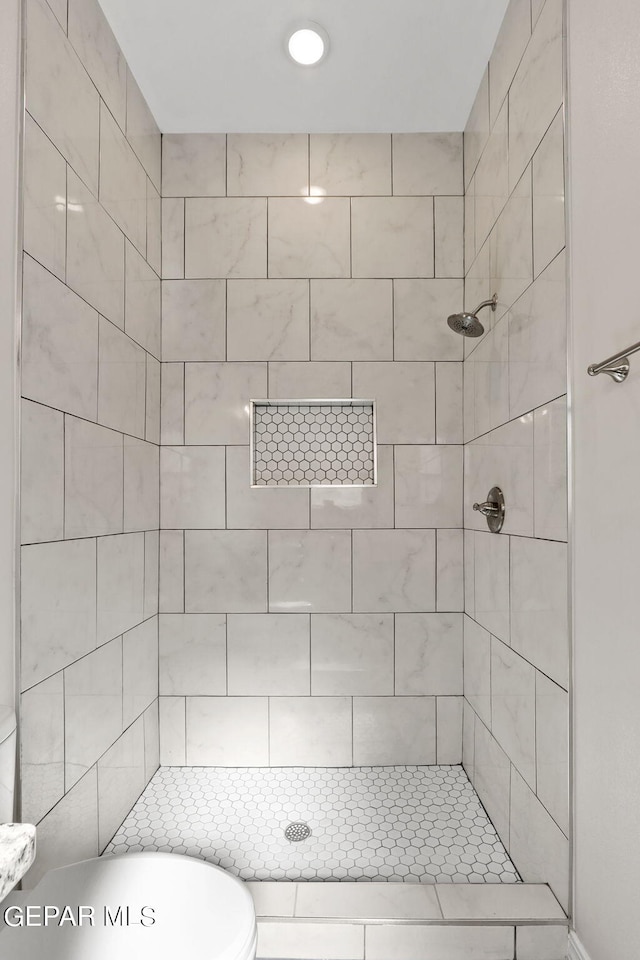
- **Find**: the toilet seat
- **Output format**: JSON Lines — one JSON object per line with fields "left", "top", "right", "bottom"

{"left": 0, "top": 852, "right": 257, "bottom": 959}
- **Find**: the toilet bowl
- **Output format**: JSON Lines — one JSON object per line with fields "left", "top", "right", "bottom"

{"left": 0, "top": 851, "right": 257, "bottom": 959}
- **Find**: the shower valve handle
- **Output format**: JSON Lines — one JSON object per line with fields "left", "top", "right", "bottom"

{"left": 473, "top": 500, "right": 500, "bottom": 518}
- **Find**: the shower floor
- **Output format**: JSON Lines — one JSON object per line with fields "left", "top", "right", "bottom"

{"left": 105, "top": 765, "right": 520, "bottom": 884}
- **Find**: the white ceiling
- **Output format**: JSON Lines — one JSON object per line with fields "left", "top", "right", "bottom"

{"left": 97, "top": 0, "right": 509, "bottom": 133}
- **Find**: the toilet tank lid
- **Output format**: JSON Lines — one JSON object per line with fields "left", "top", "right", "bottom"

{"left": 0, "top": 706, "right": 16, "bottom": 743}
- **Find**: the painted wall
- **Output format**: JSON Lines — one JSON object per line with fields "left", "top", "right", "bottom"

{"left": 462, "top": 0, "right": 570, "bottom": 912}
{"left": 568, "top": 0, "right": 640, "bottom": 956}
{"left": 19, "top": 0, "right": 161, "bottom": 885}
{"left": 158, "top": 133, "right": 467, "bottom": 767}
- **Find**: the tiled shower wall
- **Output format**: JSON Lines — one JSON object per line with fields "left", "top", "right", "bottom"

{"left": 462, "top": 0, "right": 569, "bottom": 910}
{"left": 158, "top": 132, "right": 467, "bottom": 767}
{"left": 19, "top": 0, "right": 161, "bottom": 884}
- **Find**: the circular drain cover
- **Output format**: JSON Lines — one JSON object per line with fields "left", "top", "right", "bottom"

{"left": 284, "top": 821, "right": 311, "bottom": 842}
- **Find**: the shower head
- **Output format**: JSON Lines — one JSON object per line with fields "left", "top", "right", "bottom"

{"left": 447, "top": 294, "right": 497, "bottom": 338}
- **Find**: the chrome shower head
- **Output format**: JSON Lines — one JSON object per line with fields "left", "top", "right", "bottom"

{"left": 447, "top": 294, "right": 497, "bottom": 338}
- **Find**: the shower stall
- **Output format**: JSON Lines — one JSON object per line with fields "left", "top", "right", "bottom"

{"left": 13, "top": 0, "right": 569, "bottom": 954}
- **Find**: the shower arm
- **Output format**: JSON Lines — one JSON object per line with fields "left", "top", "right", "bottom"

{"left": 473, "top": 295, "right": 498, "bottom": 315}
{"left": 588, "top": 338, "right": 640, "bottom": 383}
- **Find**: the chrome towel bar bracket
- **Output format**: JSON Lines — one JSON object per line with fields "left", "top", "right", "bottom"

{"left": 588, "top": 339, "right": 640, "bottom": 383}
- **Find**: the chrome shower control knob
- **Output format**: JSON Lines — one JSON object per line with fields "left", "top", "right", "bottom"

{"left": 472, "top": 486, "right": 505, "bottom": 534}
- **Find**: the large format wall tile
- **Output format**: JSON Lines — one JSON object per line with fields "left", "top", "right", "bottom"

{"left": 352, "top": 197, "right": 434, "bottom": 278}
{"left": 99, "top": 103, "right": 147, "bottom": 255}
{"left": 185, "top": 530, "right": 267, "bottom": 613}
{"left": 26, "top": 0, "right": 100, "bottom": 195}
{"left": 353, "top": 530, "right": 436, "bottom": 613}
{"left": 97, "top": 719, "right": 145, "bottom": 851}
{"left": 227, "top": 279, "right": 309, "bottom": 361}
{"left": 491, "top": 639, "right": 536, "bottom": 787}
{"left": 20, "top": 674, "right": 64, "bottom": 824}
{"left": 67, "top": 0, "right": 126, "bottom": 132}
{"left": 65, "top": 416, "right": 123, "bottom": 538}
{"left": 126, "top": 69, "right": 161, "bottom": 191}
{"left": 22, "top": 255, "right": 99, "bottom": 421}
{"left": 185, "top": 362, "right": 267, "bottom": 444}
{"left": 185, "top": 198, "right": 267, "bottom": 278}
{"left": 393, "top": 280, "right": 464, "bottom": 361}
{"left": 21, "top": 399, "right": 64, "bottom": 545}
{"left": 125, "top": 242, "right": 161, "bottom": 358}
{"left": 226, "top": 446, "right": 310, "bottom": 530}
{"left": 228, "top": 614, "right": 310, "bottom": 696}
{"left": 310, "top": 614, "right": 394, "bottom": 696}
{"left": 124, "top": 437, "right": 160, "bottom": 532}
{"left": 269, "top": 697, "right": 352, "bottom": 766}
{"left": 352, "top": 362, "right": 435, "bottom": 444}
{"left": 122, "top": 619, "right": 159, "bottom": 728}
{"left": 532, "top": 110, "right": 565, "bottom": 278}
{"left": 310, "top": 445, "right": 394, "bottom": 529}
{"left": 353, "top": 697, "right": 436, "bottom": 764}
{"left": 534, "top": 396, "right": 568, "bottom": 542}
{"left": 23, "top": 114, "right": 66, "bottom": 281}
{"left": 160, "top": 445, "right": 226, "bottom": 529}
{"left": 311, "top": 280, "right": 393, "bottom": 361}
{"left": 98, "top": 317, "right": 146, "bottom": 438}
{"left": 227, "top": 134, "right": 308, "bottom": 197}
{"left": 394, "top": 445, "right": 463, "bottom": 528}
{"left": 162, "top": 134, "right": 226, "bottom": 198}
{"left": 395, "top": 613, "right": 463, "bottom": 696}
{"left": 310, "top": 134, "right": 391, "bottom": 196}
{"left": 268, "top": 198, "right": 350, "bottom": 279}
{"left": 159, "top": 614, "right": 226, "bottom": 697}
{"left": 268, "top": 530, "right": 352, "bottom": 614}
{"left": 187, "top": 698, "right": 269, "bottom": 765}
{"left": 488, "top": 0, "right": 531, "bottom": 125}
{"left": 162, "top": 280, "right": 226, "bottom": 362}
{"left": 392, "top": 133, "right": 463, "bottom": 196}
{"left": 97, "top": 533, "right": 145, "bottom": 645}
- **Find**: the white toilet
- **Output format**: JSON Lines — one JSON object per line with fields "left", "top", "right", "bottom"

{"left": 0, "top": 709, "right": 257, "bottom": 960}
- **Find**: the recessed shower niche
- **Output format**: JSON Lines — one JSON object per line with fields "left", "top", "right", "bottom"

{"left": 250, "top": 400, "right": 376, "bottom": 487}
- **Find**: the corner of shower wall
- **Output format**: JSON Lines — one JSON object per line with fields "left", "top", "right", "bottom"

{"left": 18, "top": 0, "right": 161, "bottom": 886}
{"left": 462, "top": 0, "right": 570, "bottom": 914}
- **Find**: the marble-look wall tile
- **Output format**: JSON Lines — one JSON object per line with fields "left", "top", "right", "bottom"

{"left": 23, "top": 767, "right": 98, "bottom": 889}
{"left": 122, "top": 618, "right": 158, "bottom": 727}
{"left": 464, "top": 68, "right": 490, "bottom": 187}
{"left": 352, "top": 197, "right": 434, "bottom": 278}
{"left": 473, "top": 719, "right": 511, "bottom": 844}
{"left": 474, "top": 101, "right": 509, "bottom": 253}
{"left": 511, "top": 536, "right": 569, "bottom": 689}
{"left": 44, "top": 0, "right": 67, "bottom": 31}
{"left": 509, "top": 252, "right": 567, "bottom": 419}
{"left": 144, "top": 530, "right": 160, "bottom": 620}
{"left": 491, "top": 167, "right": 534, "bottom": 316}
{"left": 67, "top": 0, "right": 126, "bottom": 131}
{"left": 26, "top": 0, "right": 99, "bottom": 196}
{"left": 488, "top": 0, "right": 531, "bottom": 124}
{"left": 464, "top": 528, "right": 475, "bottom": 617}
{"left": 463, "top": 615, "right": 491, "bottom": 727}
{"left": 162, "top": 280, "right": 225, "bottom": 362}
{"left": 491, "top": 638, "right": 536, "bottom": 787}
{"left": 21, "top": 399, "right": 64, "bottom": 545}
{"left": 22, "top": 254, "right": 98, "bottom": 421}
{"left": 473, "top": 531, "right": 510, "bottom": 642}
{"left": 464, "top": 413, "right": 534, "bottom": 537}
{"left": 64, "top": 416, "right": 123, "bottom": 538}
{"left": 462, "top": 698, "right": 475, "bottom": 779}
{"left": 160, "top": 614, "right": 226, "bottom": 697}
{"left": 185, "top": 361, "right": 266, "bottom": 445}
{"left": 228, "top": 614, "right": 310, "bottom": 696}
{"left": 509, "top": 768, "right": 569, "bottom": 912}
{"left": 311, "top": 614, "right": 393, "bottom": 696}
{"left": 353, "top": 697, "right": 436, "bottom": 765}
{"left": 310, "top": 134, "right": 391, "bottom": 196}
{"left": 227, "top": 279, "right": 309, "bottom": 361}
{"left": 21, "top": 538, "right": 97, "bottom": 689}
{"left": 393, "top": 280, "right": 464, "bottom": 361}
{"left": 268, "top": 530, "right": 351, "bottom": 614}
{"left": 268, "top": 198, "right": 350, "bottom": 279}
{"left": 435, "top": 198, "right": 464, "bottom": 278}
{"left": 187, "top": 697, "right": 269, "bottom": 765}
{"left": 536, "top": 672, "right": 569, "bottom": 835}
{"left": 465, "top": 175, "right": 476, "bottom": 271}
{"left": 534, "top": 395, "right": 568, "bottom": 541}
{"left": 99, "top": 102, "right": 147, "bottom": 255}
{"left": 64, "top": 637, "right": 122, "bottom": 788}
{"left": 392, "top": 134, "right": 463, "bottom": 196}
{"left": 226, "top": 446, "right": 310, "bottom": 529}
{"left": 311, "top": 280, "right": 392, "bottom": 361}
{"left": 66, "top": 169, "right": 125, "bottom": 327}
{"left": 126, "top": 68, "right": 161, "bottom": 191}
{"left": 227, "top": 134, "right": 308, "bottom": 197}
{"left": 394, "top": 445, "right": 463, "bottom": 528}
{"left": 162, "top": 134, "right": 226, "bottom": 198}
{"left": 161, "top": 363, "right": 184, "bottom": 445}
{"left": 97, "top": 719, "right": 145, "bottom": 852}
{"left": 395, "top": 613, "right": 463, "bottom": 696}
{"left": 146, "top": 179, "right": 161, "bottom": 276}
{"left": 98, "top": 317, "right": 146, "bottom": 438}
{"left": 96, "top": 532, "right": 145, "bottom": 645}
{"left": 185, "top": 530, "right": 267, "bottom": 613}
{"left": 185, "top": 198, "right": 267, "bottom": 279}
{"left": 436, "top": 697, "right": 463, "bottom": 763}
{"left": 159, "top": 697, "right": 185, "bottom": 764}
{"left": 159, "top": 530, "right": 184, "bottom": 613}
{"left": 508, "top": 0, "right": 564, "bottom": 191}
{"left": 465, "top": 317, "right": 510, "bottom": 441}
{"left": 161, "top": 198, "right": 185, "bottom": 279}
{"left": 123, "top": 437, "right": 159, "bottom": 532}
{"left": 353, "top": 529, "right": 436, "bottom": 613}
{"left": 516, "top": 925, "right": 569, "bottom": 960}
{"left": 160, "top": 445, "right": 226, "bottom": 529}
{"left": 533, "top": 110, "right": 565, "bottom": 277}
{"left": 267, "top": 361, "right": 351, "bottom": 399}
{"left": 436, "top": 529, "right": 464, "bottom": 612}
{"left": 310, "top": 445, "right": 394, "bottom": 529}
{"left": 20, "top": 674, "right": 64, "bottom": 824}
{"left": 436, "top": 362, "right": 464, "bottom": 444}
{"left": 352, "top": 362, "right": 435, "bottom": 444}
{"left": 23, "top": 114, "right": 66, "bottom": 281}
{"left": 143, "top": 702, "right": 160, "bottom": 784}
{"left": 269, "top": 697, "right": 351, "bottom": 766}
{"left": 146, "top": 354, "right": 161, "bottom": 444}
{"left": 125, "top": 241, "right": 161, "bottom": 358}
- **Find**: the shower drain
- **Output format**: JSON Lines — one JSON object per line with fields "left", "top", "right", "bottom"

{"left": 284, "top": 821, "right": 312, "bottom": 842}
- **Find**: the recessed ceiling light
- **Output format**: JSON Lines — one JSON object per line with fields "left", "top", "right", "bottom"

{"left": 287, "top": 23, "right": 329, "bottom": 66}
